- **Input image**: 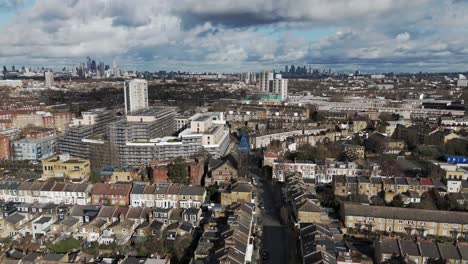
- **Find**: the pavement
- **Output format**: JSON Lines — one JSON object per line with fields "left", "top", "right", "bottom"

{"left": 250, "top": 164, "right": 298, "bottom": 264}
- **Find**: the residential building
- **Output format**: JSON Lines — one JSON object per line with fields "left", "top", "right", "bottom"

{"left": 343, "top": 144, "right": 365, "bottom": 160}
{"left": 374, "top": 238, "right": 468, "bottom": 264}
{"left": 108, "top": 107, "right": 177, "bottom": 166}
{"left": 0, "top": 135, "right": 11, "bottom": 160}
{"left": 124, "top": 79, "right": 148, "bottom": 114}
{"left": 341, "top": 203, "right": 468, "bottom": 238}
{"left": 110, "top": 111, "right": 229, "bottom": 166}
{"left": 263, "top": 152, "right": 278, "bottom": 167}
{"left": 91, "top": 183, "right": 132, "bottom": 206}
{"left": 58, "top": 108, "right": 116, "bottom": 169}
{"left": 366, "top": 133, "right": 405, "bottom": 155}
{"left": 259, "top": 70, "right": 273, "bottom": 92}
{"left": 109, "top": 167, "right": 144, "bottom": 183}
{"left": 31, "top": 215, "right": 55, "bottom": 240}
{"left": 209, "top": 158, "right": 238, "bottom": 185}
{"left": 268, "top": 74, "right": 288, "bottom": 101}
{"left": 44, "top": 71, "right": 54, "bottom": 88}
{"left": 220, "top": 182, "right": 253, "bottom": 206}
{"left": 41, "top": 154, "right": 91, "bottom": 181}
{"left": 150, "top": 158, "right": 204, "bottom": 185}
{"left": 272, "top": 160, "right": 317, "bottom": 182}
{"left": 12, "top": 135, "right": 57, "bottom": 160}
{"left": 0, "top": 213, "right": 29, "bottom": 238}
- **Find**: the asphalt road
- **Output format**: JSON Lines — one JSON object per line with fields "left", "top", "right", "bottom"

{"left": 251, "top": 166, "right": 298, "bottom": 264}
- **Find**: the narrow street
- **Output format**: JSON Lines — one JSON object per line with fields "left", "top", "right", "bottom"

{"left": 250, "top": 162, "right": 298, "bottom": 264}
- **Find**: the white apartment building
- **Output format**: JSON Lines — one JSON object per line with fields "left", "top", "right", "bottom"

{"left": 259, "top": 70, "right": 273, "bottom": 92}
{"left": 272, "top": 160, "right": 380, "bottom": 183}
{"left": 44, "top": 71, "right": 54, "bottom": 88}
{"left": 118, "top": 112, "right": 229, "bottom": 164}
{"left": 272, "top": 160, "right": 317, "bottom": 182}
{"left": 70, "top": 108, "right": 111, "bottom": 127}
{"left": 178, "top": 112, "right": 229, "bottom": 158}
{"left": 269, "top": 74, "right": 288, "bottom": 101}
{"left": 258, "top": 71, "right": 289, "bottom": 101}
{"left": 124, "top": 79, "right": 148, "bottom": 114}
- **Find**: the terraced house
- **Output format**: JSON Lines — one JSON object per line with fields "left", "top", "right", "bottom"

{"left": 90, "top": 183, "right": 132, "bottom": 206}
{"left": 0, "top": 180, "right": 92, "bottom": 205}
{"left": 130, "top": 183, "right": 206, "bottom": 208}
{"left": 341, "top": 203, "right": 468, "bottom": 239}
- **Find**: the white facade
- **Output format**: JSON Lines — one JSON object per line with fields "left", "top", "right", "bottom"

{"left": 269, "top": 77, "right": 288, "bottom": 101}
{"left": 0, "top": 79, "right": 22, "bottom": 88}
{"left": 259, "top": 70, "right": 273, "bottom": 92}
{"left": 32, "top": 216, "right": 55, "bottom": 240}
{"left": 124, "top": 79, "right": 148, "bottom": 114}
{"left": 44, "top": 71, "right": 54, "bottom": 88}
{"left": 258, "top": 70, "right": 289, "bottom": 101}
{"left": 447, "top": 180, "right": 461, "bottom": 193}
{"left": 0, "top": 182, "right": 92, "bottom": 205}
{"left": 272, "top": 161, "right": 317, "bottom": 182}
{"left": 272, "top": 160, "right": 379, "bottom": 183}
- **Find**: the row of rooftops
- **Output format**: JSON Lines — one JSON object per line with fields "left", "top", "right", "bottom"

{"left": 0, "top": 180, "right": 205, "bottom": 196}
{"left": 196, "top": 202, "right": 255, "bottom": 264}
{"left": 300, "top": 223, "right": 349, "bottom": 264}
{"left": 0, "top": 180, "right": 90, "bottom": 193}
{"left": 70, "top": 204, "right": 154, "bottom": 220}
{"left": 334, "top": 175, "right": 446, "bottom": 187}
{"left": 376, "top": 238, "right": 468, "bottom": 261}
{"left": 342, "top": 203, "right": 468, "bottom": 224}
{"left": 129, "top": 182, "right": 206, "bottom": 196}
{"left": 273, "top": 158, "right": 379, "bottom": 169}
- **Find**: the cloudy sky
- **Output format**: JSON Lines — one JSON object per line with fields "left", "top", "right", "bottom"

{"left": 1, "top": 0, "right": 468, "bottom": 73}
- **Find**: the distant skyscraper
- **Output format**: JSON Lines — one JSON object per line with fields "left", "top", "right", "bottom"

{"left": 285, "top": 65, "right": 288, "bottom": 73}
{"left": 91, "top": 60, "right": 97, "bottom": 73}
{"left": 124, "top": 79, "right": 149, "bottom": 114}
{"left": 97, "top": 62, "right": 105, "bottom": 78}
{"left": 86, "top": 57, "right": 92, "bottom": 71}
{"left": 44, "top": 71, "right": 54, "bottom": 88}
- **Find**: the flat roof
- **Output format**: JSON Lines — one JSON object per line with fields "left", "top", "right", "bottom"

{"left": 193, "top": 115, "right": 211, "bottom": 122}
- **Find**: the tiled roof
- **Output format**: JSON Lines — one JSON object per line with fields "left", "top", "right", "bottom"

{"left": 343, "top": 203, "right": 468, "bottom": 224}
{"left": 92, "top": 183, "right": 132, "bottom": 195}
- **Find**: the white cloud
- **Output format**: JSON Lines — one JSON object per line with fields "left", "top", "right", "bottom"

{"left": 396, "top": 32, "right": 411, "bottom": 42}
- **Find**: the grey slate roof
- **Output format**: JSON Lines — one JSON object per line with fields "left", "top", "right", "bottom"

{"left": 342, "top": 203, "right": 468, "bottom": 224}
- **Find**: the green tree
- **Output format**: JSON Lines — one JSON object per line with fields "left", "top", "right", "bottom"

{"left": 89, "top": 171, "right": 101, "bottom": 184}
{"left": 206, "top": 184, "right": 219, "bottom": 202}
{"left": 389, "top": 195, "right": 405, "bottom": 207}
{"left": 168, "top": 157, "right": 189, "bottom": 184}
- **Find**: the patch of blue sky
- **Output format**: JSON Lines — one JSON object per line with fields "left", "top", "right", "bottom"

{"left": 0, "top": 0, "right": 35, "bottom": 25}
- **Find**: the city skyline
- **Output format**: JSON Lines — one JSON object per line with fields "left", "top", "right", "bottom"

{"left": 1, "top": 0, "right": 468, "bottom": 73}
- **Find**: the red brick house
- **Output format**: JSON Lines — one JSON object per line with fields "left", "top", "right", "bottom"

{"left": 0, "top": 135, "right": 11, "bottom": 160}
{"left": 209, "top": 159, "right": 238, "bottom": 186}
{"left": 150, "top": 158, "right": 204, "bottom": 185}
{"left": 91, "top": 183, "right": 132, "bottom": 206}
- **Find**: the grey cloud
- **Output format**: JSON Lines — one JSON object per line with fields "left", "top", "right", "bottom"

{"left": 1, "top": 0, "right": 468, "bottom": 73}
